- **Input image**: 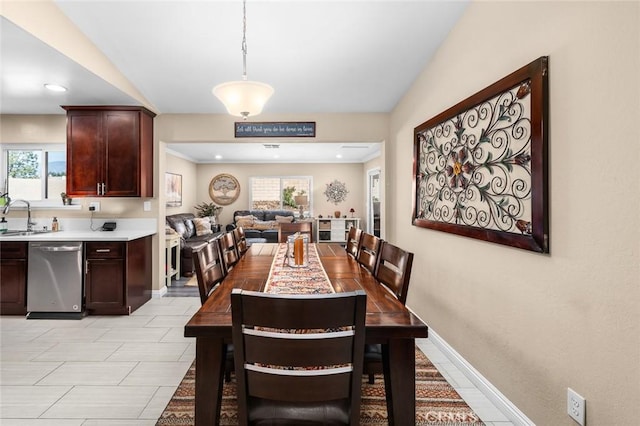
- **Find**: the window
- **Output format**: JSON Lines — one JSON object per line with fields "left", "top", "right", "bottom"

{"left": 1, "top": 144, "right": 66, "bottom": 202}
{"left": 250, "top": 176, "right": 312, "bottom": 215}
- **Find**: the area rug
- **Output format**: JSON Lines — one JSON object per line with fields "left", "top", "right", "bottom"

{"left": 184, "top": 276, "right": 197, "bottom": 287}
{"left": 156, "top": 347, "right": 484, "bottom": 425}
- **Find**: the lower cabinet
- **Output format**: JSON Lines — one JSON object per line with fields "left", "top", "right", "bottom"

{"left": 85, "top": 236, "right": 151, "bottom": 315}
{"left": 0, "top": 242, "right": 28, "bottom": 315}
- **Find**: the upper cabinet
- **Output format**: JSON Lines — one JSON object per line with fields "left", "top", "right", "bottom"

{"left": 63, "top": 106, "right": 156, "bottom": 197}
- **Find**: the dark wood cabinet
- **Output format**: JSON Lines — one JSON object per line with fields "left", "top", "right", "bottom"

{"left": 63, "top": 106, "right": 155, "bottom": 197}
{"left": 0, "top": 242, "right": 28, "bottom": 315}
{"left": 85, "top": 236, "right": 152, "bottom": 315}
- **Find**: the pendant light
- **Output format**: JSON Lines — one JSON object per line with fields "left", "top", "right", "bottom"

{"left": 212, "top": 0, "right": 274, "bottom": 120}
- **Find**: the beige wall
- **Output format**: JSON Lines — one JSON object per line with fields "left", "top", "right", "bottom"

{"left": 389, "top": 1, "right": 639, "bottom": 425}
{"left": 155, "top": 113, "right": 388, "bottom": 144}
{"left": 0, "top": 114, "right": 156, "bottom": 219}
{"left": 194, "top": 163, "right": 365, "bottom": 229}
{"left": 156, "top": 111, "right": 388, "bottom": 236}
{"left": 165, "top": 152, "right": 198, "bottom": 216}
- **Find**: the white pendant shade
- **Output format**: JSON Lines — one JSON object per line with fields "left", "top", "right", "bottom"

{"left": 212, "top": 80, "right": 274, "bottom": 118}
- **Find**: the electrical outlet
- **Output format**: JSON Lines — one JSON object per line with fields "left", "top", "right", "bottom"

{"left": 89, "top": 201, "right": 100, "bottom": 212}
{"left": 143, "top": 201, "right": 151, "bottom": 212}
{"left": 567, "top": 388, "right": 586, "bottom": 425}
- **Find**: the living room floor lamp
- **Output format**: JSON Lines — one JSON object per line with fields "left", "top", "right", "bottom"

{"left": 212, "top": 0, "right": 274, "bottom": 120}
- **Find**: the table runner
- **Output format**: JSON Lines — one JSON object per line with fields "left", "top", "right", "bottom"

{"left": 263, "top": 243, "right": 334, "bottom": 294}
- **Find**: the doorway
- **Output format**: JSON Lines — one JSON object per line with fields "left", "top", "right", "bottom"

{"left": 367, "top": 168, "right": 381, "bottom": 238}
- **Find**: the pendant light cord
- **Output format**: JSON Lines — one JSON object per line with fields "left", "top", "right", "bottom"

{"left": 242, "top": 0, "right": 248, "bottom": 81}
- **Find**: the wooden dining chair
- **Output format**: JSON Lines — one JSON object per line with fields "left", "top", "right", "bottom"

{"left": 278, "top": 221, "right": 313, "bottom": 243}
{"left": 356, "top": 232, "right": 382, "bottom": 274}
{"left": 192, "top": 240, "right": 226, "bottom": 305}
{"left": 219, "top": 231, "right": 240, "bottom": 273}
{"left": 345, "top": 227, "right": 363, "bottom": 258}
{"left": 231, "top": 289, "right": 367, "bottom": 426}
{"left": 192, "top": 239, "right": 234, "bottom": 382}
{"left": 233, "top": 226, "right": 249, "bottom": 257}
{"left": 363, "top": 241, "right": 414, "bottom": 383}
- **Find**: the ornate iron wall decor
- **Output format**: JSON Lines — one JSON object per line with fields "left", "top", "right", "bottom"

{"left": 412, "top": 57, "right": 549, "bottom": 253}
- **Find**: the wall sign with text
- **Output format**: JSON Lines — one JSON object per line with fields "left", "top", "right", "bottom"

{"left": 235, "top": 122, "right": 316, "bottom": 138}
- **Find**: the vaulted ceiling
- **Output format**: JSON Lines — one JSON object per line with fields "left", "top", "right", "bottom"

{"left": 1, "top": 1, "right": 469, "bottom": 162}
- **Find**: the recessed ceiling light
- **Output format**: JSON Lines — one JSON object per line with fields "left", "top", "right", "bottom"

{"left": 44, "top": 84, "right": 67, "bottom": 92}
{"left": 215, "top": 154, "right": 223, "bottom": 160}
{"left": 336, "top": 154, "right": 343, "bottom": 159}
{"left": 273, "top": 154, "right": 280, "bottom": 159}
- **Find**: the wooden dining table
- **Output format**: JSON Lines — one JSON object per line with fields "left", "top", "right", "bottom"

{"left": 184, "top": 243, "right": 429, "bottom": 425}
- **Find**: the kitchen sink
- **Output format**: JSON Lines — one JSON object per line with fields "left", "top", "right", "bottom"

{"left": 1, "top": 229, "right": 52, "bottom": 236}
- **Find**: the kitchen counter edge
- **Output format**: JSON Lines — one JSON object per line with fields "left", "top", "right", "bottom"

{"left": 0, "top": 230, "right": 157, "bottom": 242}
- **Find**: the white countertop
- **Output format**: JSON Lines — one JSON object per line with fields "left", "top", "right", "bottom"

{"left": 0, "top": 218, "right": 157, "bottom": 242}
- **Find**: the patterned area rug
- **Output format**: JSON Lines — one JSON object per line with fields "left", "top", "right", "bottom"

{"left": 156, "top": 347, "right": 484, "bottom": 425}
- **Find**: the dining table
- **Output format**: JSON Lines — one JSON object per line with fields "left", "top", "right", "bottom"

{"left": 184, "top": 242, "right": 429, "bottom": 425}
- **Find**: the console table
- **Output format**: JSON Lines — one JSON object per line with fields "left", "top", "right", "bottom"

{"left": 165, "top": 233, "right": 180, "bottom": 286}
{"left": 316, "top": 217, "right": 360, "bottom": 243}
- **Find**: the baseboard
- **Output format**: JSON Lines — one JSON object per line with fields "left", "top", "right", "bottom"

{"left": 428, "top": 328, "right": 535, "bottom": 426}
{"left": 153, "top": 285, "right": 168, "bottom": 298}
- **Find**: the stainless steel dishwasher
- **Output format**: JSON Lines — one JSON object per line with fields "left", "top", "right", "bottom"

{"left": 27, "top": 241, "right": 83, "bottom": 319}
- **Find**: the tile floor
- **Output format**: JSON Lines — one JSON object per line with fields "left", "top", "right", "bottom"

{"left": 0, "top": 296, "right": 514, "bottom": 425}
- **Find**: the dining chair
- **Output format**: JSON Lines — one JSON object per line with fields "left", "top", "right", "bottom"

{"left": 233, "top": 226, "right": 249, "bottom": 257}
{"left": 231, "top": 289, "right": 367, "bottom": 426}
{"left": 356, "top": 232, "right": 382, "bottom": 274}
{"left": 364, "top": 241, "right": 414, "bottom": 383}
{"left": 191, "top": 239, "right": 234, "bottom": 382}
{"left": 192, "top": 240, "right": 226, "bottom": 305}
{"left": 219, "top": 231, "right": 240, "bottom": 273}
{"left": 345, "top": 227, "right": 363, "bottom": 258}
{"left": 278, "top": 221, "right": 313, "bottom": 243}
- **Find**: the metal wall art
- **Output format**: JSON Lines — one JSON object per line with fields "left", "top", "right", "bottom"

{"left": 209, "top": 173, "right": 240, "bottom": 206}
{"left": 412, "top": 57, "right": 549, "bottom": 253}
{"left": 324, "top": 180, "right": 348, "bottom": 205}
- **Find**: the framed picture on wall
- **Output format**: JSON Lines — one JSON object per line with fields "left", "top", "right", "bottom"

{"left": 165, "top": 172, "right": 182, "bottom": 207}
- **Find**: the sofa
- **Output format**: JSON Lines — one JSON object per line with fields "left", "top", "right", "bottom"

{"left": 226, "top": 210, "right": 296, "bottom": 243}
{"left": 166, "top": 213, "right": 223, "bottom": 277}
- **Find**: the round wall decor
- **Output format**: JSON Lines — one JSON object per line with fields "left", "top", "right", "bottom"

{"left": 209, "top": 173, "right": 240, "bottom": 205}
{"left": 324, "top": 179, "right": 348, "bottom": 205}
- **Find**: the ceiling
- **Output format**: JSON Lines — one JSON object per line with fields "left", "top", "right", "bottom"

{"left": 0, "top": 0, "right": 469, "bottom": 162}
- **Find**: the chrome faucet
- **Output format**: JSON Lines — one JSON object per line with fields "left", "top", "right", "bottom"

{"left": 2, "top": 199, "right": 35, "bottom": 231}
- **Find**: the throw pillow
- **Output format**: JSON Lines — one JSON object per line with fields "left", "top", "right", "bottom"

{"left": 235, "top": 214, "right": 257, "bottom": 228}
{"left": 275, "top": 215, "right": 294, "bottom": 223}
{"left": 184, "top": 219, "right": 196, "bottom": 238}
{"left": 193, "top": 217, "right": 213, "bottom": 236}
{"left": 253, "top": 220, "right": 277, "bottom": 230}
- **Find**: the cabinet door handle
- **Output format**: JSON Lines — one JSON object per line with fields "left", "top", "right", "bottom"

{"left": 96, "top": 182, "right": 106, "bottom": 195}
{"left": 95, "top": 249, "right": 111, "bottom": 253}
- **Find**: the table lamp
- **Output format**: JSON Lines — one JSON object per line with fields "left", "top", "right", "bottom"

{"left": 294, "top": 195, "right": 308, "bottom": 219}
